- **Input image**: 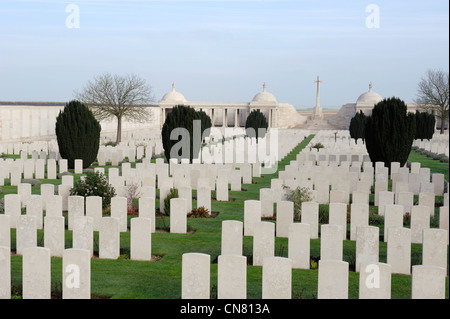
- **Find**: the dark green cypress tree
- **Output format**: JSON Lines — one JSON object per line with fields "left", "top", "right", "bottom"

{"left": 364, "top": 97, "right": 416, "bottom": 168}
{"left": 349, "top": 110, "right": 367, "bottom": 140}
{"left": 414, "top": 110, "right": 436, "bottom": 140}
{"left": 245, "top": 109, "right": 268, "bottom": 139}
{"left": 55, "top": 100, "right": 101, "bottom": 169}
{"left": 161, "top": 105, "right": 211, "bottom": 162}
{"left": 197, "top": 109, "right": 212, "bottom": 140}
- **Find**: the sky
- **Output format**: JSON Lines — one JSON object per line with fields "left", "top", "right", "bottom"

{"left": 0, "top": 0, "right": 448, "bottom": 109}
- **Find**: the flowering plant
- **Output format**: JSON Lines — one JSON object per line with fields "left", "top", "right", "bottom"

{"left": 70, "top": 171, "right": 116, "bottom": 209}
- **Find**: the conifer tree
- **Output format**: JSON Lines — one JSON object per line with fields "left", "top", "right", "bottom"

{"left": 245, "top": 109, "right": 268, "bottom": 139}
{"left": 55, "top": 100, "right": 101, "bottom": 169}
{"left": 364, "top": 97, "right": 416, "bottom": 168}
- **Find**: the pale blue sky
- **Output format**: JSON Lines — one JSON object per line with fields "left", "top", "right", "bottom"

{"left": 0, "top": 0, "right": 448, "bottom": 109}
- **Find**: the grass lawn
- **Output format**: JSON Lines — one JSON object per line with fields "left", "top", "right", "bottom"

{"left": 408, "top": 150, "right": 449, "bottom": 182}
{"left": 2, "top": 138, "right": 449, "bottom": 299}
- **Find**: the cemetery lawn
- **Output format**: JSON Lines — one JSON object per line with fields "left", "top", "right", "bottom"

{"left": 3, "top": 139, "right": 449, "bottom": 299}
{"left": 408, "top": 150, "right": 449, "bottom": 182}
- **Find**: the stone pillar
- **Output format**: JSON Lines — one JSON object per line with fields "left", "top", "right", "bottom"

{"left": 268, "top": 109, "right": 272, "bottom": 128}
{"left": 223, "top": 108, "right": 227, "bottom": 127}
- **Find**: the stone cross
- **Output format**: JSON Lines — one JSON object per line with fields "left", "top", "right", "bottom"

{"left": 313, "top": 76, "right": 323, "bottom": 119}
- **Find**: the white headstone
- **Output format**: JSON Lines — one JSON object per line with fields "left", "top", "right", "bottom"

{"left": 276, "top": 201, "right": 294, "bottom": 238}
{"left": 359, "top": 262, "right": 392, "bottom": 299}
{"left": 329, "top": 202, "right": 347, "bottom": 240}
{"left": 244, "top": 200, "right": 261, "bottom": 236}
{"left": 130, "top": 217, "right": 152, "bottom": 261}
{"left": 350, "top": 203, "right": 369, "bottom": 240}
{"left": 383, "top": 204, "right": 404, "bottom": 242}
{"left": 138, "top": 197, "right": 155, "bottom": 232}
{"left": 62, "top": 248, "right": 91, "bottom": 299}
{"left": 301, "top": 201, "right": 319, "bottom": 239}
{"left": 182, "top": 253, "right": 210, "bottom": 299}
{"left": 111, "top": 196, "right": 128, "bottom": 232}
{"left": 170, "top": 198, "right": 187, "bottom": 234}
{"left": 0, "top": 246, "right": 11, "bottom": 299}
{"left": 317, "top": 260, "right": 349, "bottom": 299}
{"left": 253, "top": 222, "right": 275, "bottom": 266}
{"left": 439, "top": 206, "right": 449, "bottom": 244}
{"left": 22, "top": 247, "right": 51, "bottom": 299}
{"left": 262, "top": 257, "right": 292, "bottom": 299}
{"left": 217, "top": 255, "right": 247, "bottom": 299}
{"left": 320, "top": 224, "right": 344, "bottom": 261}
{"left": 72, "top": 216, "right": 94, "bottom": 257}
{"left": 196, "top": 186, "right": 211, "bottom": 212}
{"left": 67, "top": 195, "right": 84, "bottom": 231}
{"left": 16, "top": 215, "right": 37, "bottom": 255}
{"left": 288, "top": 223, "right": 311, "bottom": 269}
{"left": 74, "top": 159, "right": 83, "bottom": 174}
{"left": 221, "top": 220, "right": 243, "bottom": 256}
{"left": 355, "top": 226, "right": 379, "bottom": 272}
{"left": 411, "top": 205, "right": 430, "bottom": 244}
{"left": 422, "top": 228, "right": 448, "bottom": 271}
{"left": 44, "top": 216, "right": 65, "bottom": 257}
{"left": 85, "top": 196, "right": 103, "bottom": 231}
{"left": 387, "top": 227, "right": 411, "bottom": 275}
{"left": 0, "top": 215, "right": 11, "bottom": 248}
{"left": 411, "top": 265, "right": 446, "bottom": 299}
{"left": 99, "top": 217, "right": 120, "bottom": 259}
{"left": 26, "top": 195, "right": 43, "bottom": 230}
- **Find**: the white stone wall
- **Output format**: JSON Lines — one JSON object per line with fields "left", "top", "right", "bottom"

{"left": 0, "top": 104, "right": 160, "bottom": 143}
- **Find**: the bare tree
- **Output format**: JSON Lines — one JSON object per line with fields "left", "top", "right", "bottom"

{"left": 75, "top": 73, "right": 155, "bottom": 144}
{"left": 415, "top": 69, "right": 449, "bottom": 134}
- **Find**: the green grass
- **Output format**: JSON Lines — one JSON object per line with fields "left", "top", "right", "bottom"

{"left": 408, "top": 150, "right": 449, "bottom": 182}
{"left": 3, "top": 139, "right": 450, "bottom": 299}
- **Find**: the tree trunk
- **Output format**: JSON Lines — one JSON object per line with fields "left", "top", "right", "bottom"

{"left": 440, "top": 117, "right": 446, "bottom": 134}
{"left": 116, "top": 115, "right": 122, "bottom": 144}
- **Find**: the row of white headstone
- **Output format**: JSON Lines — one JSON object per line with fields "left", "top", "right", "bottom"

{"left": 414, "top": 137, "right": 449, "bottom": 156}
{"left": 181, "top": 217, "right": 448, "bottom": 299}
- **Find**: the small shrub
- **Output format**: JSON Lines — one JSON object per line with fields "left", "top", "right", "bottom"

{"left": 440, "top": 156, "right": 449, "bottom": 163}
{"left": 403, "top": 212, "right": 411, "bottom": 226}
{"left": 103, "top": 141, "right": 117, "bottom": 147}
{"left": 187, "top": 206, "right": 211, "bottom": 218}
{"left": 283, "top": 186, "right": 313, "bottom": 220}
{"left": 164, "top": 188, "right": 178, "bottom": 216}
{"left": 70, "top": 171, "right": 116, "bottom": 209}
{"left": 311, "top": 142, "right": 324, "bottom": 151}
{"left": 319, "top": 205, "right": 329, "bottom": 224}
{"left": 125, "top": 182, "right": 140, "bottom": 214}
{"left": 369, "top": 211, "right": 384, "bottom": 225}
